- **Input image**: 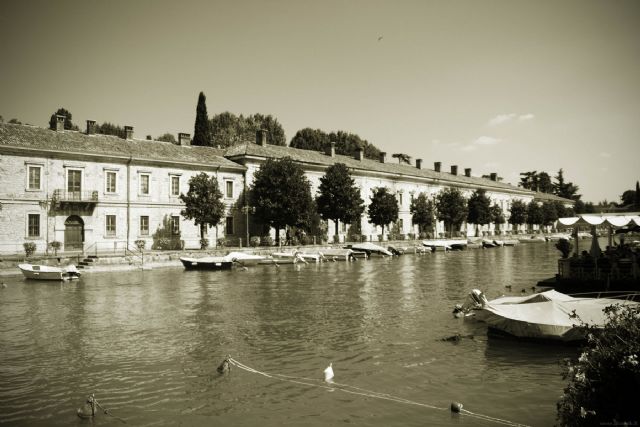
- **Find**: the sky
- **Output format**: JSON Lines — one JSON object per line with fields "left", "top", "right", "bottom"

{"left": 1, "top": 0, "right": 639, "bottom": 203}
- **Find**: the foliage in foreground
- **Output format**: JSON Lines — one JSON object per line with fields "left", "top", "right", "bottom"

{"left": 557, "top": 304, "right": 640, "bottom": 426}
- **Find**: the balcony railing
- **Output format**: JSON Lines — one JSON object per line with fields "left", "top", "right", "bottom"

{"left": 52, "top": 189, "right": 99, "bottom": 204}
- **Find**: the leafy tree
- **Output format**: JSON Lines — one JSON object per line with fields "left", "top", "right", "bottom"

{"left": 316, "top": 163, "right": 365, "bottom": 238}
{"left": 519, "top": 171, "right": 538, "bottom": 190}
{"left": 156, "top": 132, "right": 177, "bottom": 143}
{"left": 249, "top": 157, "right": 313, "bottom": 245}
{"left": 574, "top": 199, "right": 586, "bottom": 214}
{"left": 537, "top": 172, "right": 554, "bottom": 193}
{"left": 192, "top": 91, "right": 212, "bottom": 146}
{"left": 289, "top": 128, "right": 330, "bottom": 151}
{"left": 410, "top": 193, "right": 435, "bottom": 235}
{"left": 179, "top": 172, "right": 226, "bottom": 242}
{"left": 553, "top": 169, "right": 581, "bottom": 201}
{"left": 553, "top": 200, "right": 569, "bottom": 218}
{"left": 8, "top": 118, "right": 22, "bottom": 124}
{"left": 557, "top": 304, "right": 640, "bottom": 426}
{"left": 467, "top": 189, "right": 492, "bottom": 236}
{"left": 527, "top": 202, "right": 543, "bottom": 229}
{"left": 367, "top": 187, "right": 399, "bottom": 238}
{"left": 490, "top": 204, "right": 506, "bottom": 231}
{"left": 210, "top": 112, "right": 286, "bottom": 147}
{"left": 97, "top": 122, "right": 126, "bottom": 138}
{"left": 584, "top": 202, "right": 596, "bottom": 214}
{"left": 392, "top": 153, "right": 411, "bottom": 164}
{"left": 541, "top": 201, "right": 559, "bottom": 227}
{"left": 435, "top": 187, "right": 468, "bottom": 236}
{"left": 249, "top": 113, "right": 286, "bottom": 146}
{"left": 48, "top": 107, "right": 78, "bottom": 130}
{"left": 508, "top": 200, "right": 528, "bottom": 231}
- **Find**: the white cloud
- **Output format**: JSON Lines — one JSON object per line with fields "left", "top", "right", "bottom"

{"left": 487, "top": 113, "right": 516, "bottom": 127}
{"left": 487, "top": 112, "right": 534, "bottom": 126}
{"left": 599, "top": 152, "right": 611, "bottom": 158}
{"left": 474, "top": 136, "right": 501, "bottom": 145}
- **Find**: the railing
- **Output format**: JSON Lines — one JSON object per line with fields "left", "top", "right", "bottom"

{"left": 52, "top": 189, "right": 99, "bottom": 203}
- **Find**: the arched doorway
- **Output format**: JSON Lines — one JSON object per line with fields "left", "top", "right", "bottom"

{"left": 64, "top": 215, "right": 84, "bottom": 251}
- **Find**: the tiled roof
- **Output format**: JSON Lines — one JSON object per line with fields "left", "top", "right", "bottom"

{"left": 226, "top": 142, "right": 533, "bottom": 195}
{"left": 532, "top": 191, "right": 576, "bottom": 204}
{"left": 0, "top": 123, "right": 244, "bottom": 171}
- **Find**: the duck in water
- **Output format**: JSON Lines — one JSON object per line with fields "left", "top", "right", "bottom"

{"left": 217, "top": 356, "right": 231, "bottom": 374}
{"left": 77, "top": 394, "right": 96, "bottom": 418}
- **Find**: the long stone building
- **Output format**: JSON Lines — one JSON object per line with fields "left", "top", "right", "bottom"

{"left": 0, "top": 119, "right": 566, "bottom": 255}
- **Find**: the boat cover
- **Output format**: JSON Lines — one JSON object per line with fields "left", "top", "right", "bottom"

{"left": 476, "top": 290, "right": 639, "bottom": 341}
{"left": 351, "top": 242, "right": 393, "bottom": 256}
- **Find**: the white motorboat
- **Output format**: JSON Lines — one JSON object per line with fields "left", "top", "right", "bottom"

{"left": 469, "top": 289, "right": 639, "bottom": 342}
{"left": 350, "top": 242, "right": 393, "bottom": 257}
{"left": 225, "top": 252, "right": 268, "bottom": 266}
{"left": 318, "top": 248, "right": 355, "bottom": 261}
{"left": 518, "top": 236, "right": 546, "bottom": 243}
{"left": 18, "top": 264, "right": 81, "bottom": 281}
{"left": 180, "top": 256, "right": 234, "bottom": 270}
{"left": 270, "top": 250, "right": 321, "bottom": 264}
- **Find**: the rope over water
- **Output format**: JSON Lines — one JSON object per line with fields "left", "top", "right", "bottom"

{"left": 227, "top": 357, "right": 531, "bottom": 427}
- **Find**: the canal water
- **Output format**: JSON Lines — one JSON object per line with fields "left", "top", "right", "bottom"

{"left": 0, "top": 243, "right": 578, "bottom": 426}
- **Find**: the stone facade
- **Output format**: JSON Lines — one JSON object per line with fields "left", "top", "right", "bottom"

{"left": 1, "top": 122, "right": 568, "bottom": 255}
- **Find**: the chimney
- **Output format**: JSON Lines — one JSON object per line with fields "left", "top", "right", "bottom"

{"left": 355, "top": 147, "right": 363, "bottom": 161}
{"left": 178, "top": 133, "right": 191, "bottom": 146}
{"left": 416, "top": 158, "right": 422, "bottom": 169}
{"left": 55, "top": 114, "right": 65, "bottom": 132}
{"left": 464, "top": 168, "right": 471, "bottom": 177}
{"left": 379, "top": 152, "right": 386, "bottom": 163}
{"left": 85, "top": 119, "right": 96, "bottom": 135}
{"left": 490, "top": 173, "right": 497, "bottom": 181}
{"left": 434, "top": 161, "right": 441, "bottom": 172}
{"left": 450, "top": 165, "right": 458, "bottom": 175}
{"left": 256, "top": 129, "right": 268, "bottom": 146}
{"left": 325, "top": 141, "right": 336, "bottom": 157}
{"left": 124, "top": 126, "right": 134, "bottom": 140}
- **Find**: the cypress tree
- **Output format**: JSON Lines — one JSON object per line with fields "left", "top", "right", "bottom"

{"left": 192, "top": 91, "right": 212, "bottom": 146}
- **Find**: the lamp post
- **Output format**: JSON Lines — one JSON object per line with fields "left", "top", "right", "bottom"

{"left": 243, "top": 205, "right": 255, "bottom": 247}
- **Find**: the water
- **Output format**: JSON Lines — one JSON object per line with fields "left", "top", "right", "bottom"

{"left": 0, "top": 243, "right": 578, "bottom": 426}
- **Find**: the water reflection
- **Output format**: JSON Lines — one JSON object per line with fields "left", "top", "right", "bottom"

{"left": 0, "top": 242, "right": 568, "bottom": 426}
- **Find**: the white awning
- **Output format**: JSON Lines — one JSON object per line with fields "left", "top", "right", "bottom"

{"left": 558, "top": 214, "right": 640, "bottom": 228}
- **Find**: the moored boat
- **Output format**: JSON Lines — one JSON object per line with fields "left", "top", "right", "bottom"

{"left": 422, "top": 239, "right": 467, "bottom": 251}
{"left": 350, "top": 242, "right": 393, "bottom": 257}
{"left": 469, "top": 289, "right": 639, "bottom": 342}
{"left": 18, "top": 264, "right": 81, "bottom": 281}
{"left": 180, "top": 256, "right": 233, "bottom": 270}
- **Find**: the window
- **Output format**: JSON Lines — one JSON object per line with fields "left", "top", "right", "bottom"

{"left": 398, "top": 193, "right": 403, "bottom": 207}
{"left": 106, "top": 215, "right": 116, "bottom": 236}
{"left": 27, "top": 165, "right": 42, "bottom": 190}
{"left": 171, "top": 176, "right": 180, "bottom": 196}
{"left": 105, "top": 171, "right": 117, "bottom": 193}
{"left": 140, "top": 216, "right": 149, "bottom": 235}
{"left": 398, "top": 218, "right": 404, "bottom": 231}
{"left": 170, "top": 216, "right": 180, "bottom": 234}
{"left": 28, "top": 214, "right": 40, "bottom": 237}
{"left": 225, "top": 216, "right": 234, "bottom": 235}
{"left": 225, "top": 180, "right": 234, "bottom": 198}
{"left": 341, "top": 221, "right": 347, "bottom": 233}
{"left": 139, "top": 173, "right": 150, "bottom": 195}
{"left": 67, "top": 169, "right": 82, "bottom": 199}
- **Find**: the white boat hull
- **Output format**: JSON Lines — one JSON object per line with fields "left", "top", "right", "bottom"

{"left": 18, "top": 264, "right": 81, "bottom": 281}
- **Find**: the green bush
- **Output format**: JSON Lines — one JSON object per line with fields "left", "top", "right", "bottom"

{"left": 48, "top": 241, "right": 61, "bottom": 255}
{"left": 260, "top": 235, "right": 273, "bottom": 247}
{"left": 23, "top": 242, "right": 37, "bottom": 257}
{"left": 557, "top": 304, "right": 640, "bottom": 426}
{"left": 134, "top": 239, "right": 146, "bottom": 250}
{"left": 250, "top": 236, "right": 260, "bottom": 247}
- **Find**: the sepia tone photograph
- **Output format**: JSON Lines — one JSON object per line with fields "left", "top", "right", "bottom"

{"left": 1, "top": 1, "right": 639, "bottom": 426}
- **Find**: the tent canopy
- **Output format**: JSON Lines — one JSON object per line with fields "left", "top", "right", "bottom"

{"left": 558, "top": 214, "right": 640, "bottom": 228}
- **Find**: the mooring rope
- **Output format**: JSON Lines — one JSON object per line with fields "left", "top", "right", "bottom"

{"left": 227, "top": 357, "right": 531, "bottom": 427}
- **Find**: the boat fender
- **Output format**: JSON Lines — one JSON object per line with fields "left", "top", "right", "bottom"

{"left": 217, "top": 355, "right": 231, "bottom": 374}
{"left": 324, "top": 362, "right": 334, "bottom": 382}
{"left": 77, "top": 394, "right": 96, "bottom": 418}
{"left": 450, "top": 402, "right": 463, "bottom": 413}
